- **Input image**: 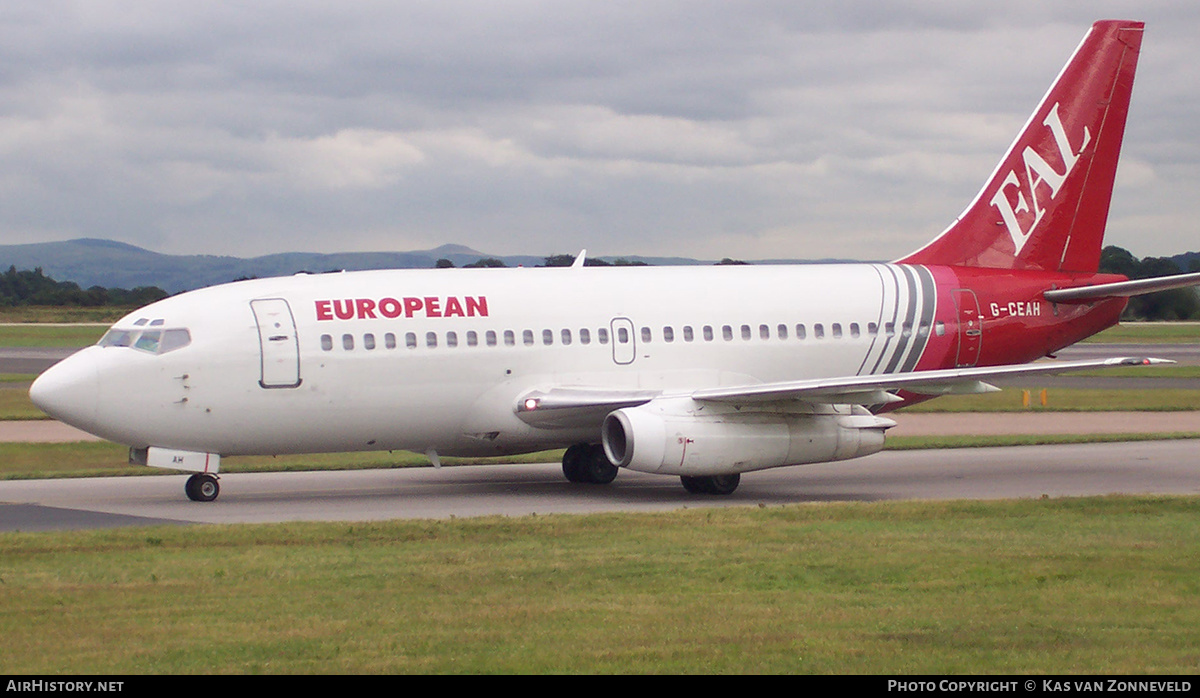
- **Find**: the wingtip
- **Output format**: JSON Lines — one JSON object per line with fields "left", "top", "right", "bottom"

{"left": 1108, "top": 357, "right": 1174, "bottom": 366}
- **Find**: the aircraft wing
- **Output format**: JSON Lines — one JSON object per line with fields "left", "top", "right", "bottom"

{"left": 689, "top": 356, "right": 1169, "bottom": 404}
{"left": 516, "top": 357, "right": 1169, "bottom": 427}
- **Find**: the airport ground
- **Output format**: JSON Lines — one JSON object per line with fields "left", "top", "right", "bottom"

{"left": 1, "top": 324, "right": 1198, "bottom": 674}
{"left": 1, "top": 327, "right": 1199, "bottom": 530}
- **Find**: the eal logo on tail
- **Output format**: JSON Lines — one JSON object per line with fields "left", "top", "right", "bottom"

{"left": 989, "top": 102, "right": 1092, "bottom": 254}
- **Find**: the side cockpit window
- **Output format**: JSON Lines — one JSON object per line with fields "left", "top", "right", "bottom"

{"left": 99, "top": 327, "right": 191, "bottom": 355}
{"left": 98, "top": 329, "right": 137, "bottom": 348}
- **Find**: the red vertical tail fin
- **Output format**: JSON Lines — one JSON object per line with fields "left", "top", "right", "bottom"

{"left": 899, "top": 20, "right": 1144, "bottom": 273}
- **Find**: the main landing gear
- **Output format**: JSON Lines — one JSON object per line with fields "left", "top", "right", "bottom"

{"left": 680, "top": 474, "right": 740, "bottom": 495}
{"left": 561, "top": 443, "right": 618, "bottom": 484}
{"left": 185, "top": 473, "right": 220, "bottom": 502}
{"left": 560, "top": 443, "right": 742, "bottom": 494}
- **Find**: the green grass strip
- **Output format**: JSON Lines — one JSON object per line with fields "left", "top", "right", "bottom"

{"left": 0, "top": 324, "right": 107, "bottom": 347}
{"left": 1082, "top": 323, "right": 1200, "bottom": 343}
{"left": 0, "top": 496, "right": 1197, "bottom": 673}
{"left": 898, "top": 388, "right": 1200, "bottom": 412}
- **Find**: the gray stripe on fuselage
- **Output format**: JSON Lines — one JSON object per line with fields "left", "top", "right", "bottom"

{"left": 869, "top": 265, "right": 904, "bottom": 376}
{"left": 858, "top": 264, "right": 890, "bottom": 377}
{"left": 883, "top": 265, "right": 920, "bottom": 374}
{"left": 898, "top": 265, "right": 935, "bottom": 373}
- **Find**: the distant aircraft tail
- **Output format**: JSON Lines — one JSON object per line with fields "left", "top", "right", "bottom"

{"left": 899, "top": 20, "right": 1144, "bottom": 274}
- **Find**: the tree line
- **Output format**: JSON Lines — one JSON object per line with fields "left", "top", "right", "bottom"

{"left": 1099, "top": 246, "right": 1199, "bottom": 320}
{"left": 0, "top": 266, "right": 168, "bottom": 308}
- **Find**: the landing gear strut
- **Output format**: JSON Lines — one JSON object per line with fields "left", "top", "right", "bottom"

{"left": 185, "top": 473, "right": 220, "bottom": 502}
{"left": 680, "top": 474, "right": 740, "bottom": 495}
{"left": 562, "top": 443, "right": 618, "bottom": 484}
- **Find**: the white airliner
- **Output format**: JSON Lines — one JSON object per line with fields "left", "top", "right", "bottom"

{"left": 29, "top": 20, "right": 1200, "bottom": 501}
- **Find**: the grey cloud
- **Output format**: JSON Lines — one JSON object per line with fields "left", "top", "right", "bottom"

{"left": 0, "top": 2, "right": 1196, "bottom": 262}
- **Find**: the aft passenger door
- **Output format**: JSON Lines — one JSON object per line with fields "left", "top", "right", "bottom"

{"left": 952, "top": 289, "right": 982, "bottom": 368}
{"left": 610, "top": 317, "right": 636, "bottom": 365}
{"left": 251, "top": 299, "right": 302, "bottom": 388}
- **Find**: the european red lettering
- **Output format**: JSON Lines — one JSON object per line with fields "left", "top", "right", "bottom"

{"left": 333, "top": 299, "right": 355, "bottom": 320}
{"left": 379, "top": 297, "right": 403, "bottom": 318}
{"left": 356, "top": 298, "right": 377, "bottom": 319}
{"left": 314, "top": 295, "right": 489, "bottom": 320}
{"left": 315, "top": 300, "right": 333, "bottom": 321}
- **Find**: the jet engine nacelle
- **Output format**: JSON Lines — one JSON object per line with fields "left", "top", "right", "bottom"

{"left": 601, "top": 400, "right": 894, "bottom": 476}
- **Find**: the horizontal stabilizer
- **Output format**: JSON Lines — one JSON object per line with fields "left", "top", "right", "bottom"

{"left": 1044, "top": 271, "right": 1200, "bottom": 303}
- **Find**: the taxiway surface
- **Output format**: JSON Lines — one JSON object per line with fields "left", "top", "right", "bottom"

{"left": 1, "top": 440, "right": 1196, "bottom": 531}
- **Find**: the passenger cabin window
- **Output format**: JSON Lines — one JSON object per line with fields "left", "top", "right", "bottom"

{"left": 523, "top": 330, "right": 534, "bottom": 346}
{"left": 426, "top": 332, "right": 438, "bottom": 348}
{"left": 722, "top": 325, "right": 733, "bottom": 341}
{"left": 814, "top": 324, "right": 824, "bottom": 339}
{"left": 683, "top": 326, "right": 694, "bottom": 342}
{"left": 364, "top": 333, "right": 376, "bottom": 350}
{"left": 663, "top": 326, "right": 674, "bottom": 343}
{"left": 321, "top": 334, "right": 333, "bottom": 351}
{"left": 446, "top": 331, "right": 458, "bottom": 348}
{"left": 562, "top": 329, "right": 572, "bottom": 345}
{"left": 467, "top": 331, "right": 478, "bottom": 347}
{"left": 487, "top": 330, "right": 498, "bottom": 347}
{"left": 831, "top": 323, "right": 842, "bottom": 339}
{"left": 640, "top": 327, "right": 651, "bottom": 343}
{"left": 777, "top": 324, "right": 788, "bottom": 340}
{"left": 543, "top": 329, "right": 553, "bottom": 346}
{"left": 795, "top": 324, "right": 806, "bottom": 340}
{"left": 406, "top": 332, "right": 417, "bottom": 349}
{"left": 703, "top": 326, "right": 714, "bottom": 341}
{"left": 385, "top": 333, "right": 397, "bottom": 349}
{"left": 740, "top": 325, "right": 751, "bottom": 341}
{"left": 598, "top": 328, "right": 609, "bottom": 344}
{"left": 504, "top": 330, "right": 515, "bottom": 347}
{"left": 343, "top": 334, "right": 354, "bottom": 350}
{"left": 579, "top": 328, "right": 590, "bottom": 345}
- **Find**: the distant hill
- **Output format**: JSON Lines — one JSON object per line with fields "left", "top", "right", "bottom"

{"left": 0, "top": 238, "right": 853, "bottom": 293}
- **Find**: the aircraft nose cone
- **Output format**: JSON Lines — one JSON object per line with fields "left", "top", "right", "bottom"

{"left": 29, "top": 352, "right": 99, "bottom": 431}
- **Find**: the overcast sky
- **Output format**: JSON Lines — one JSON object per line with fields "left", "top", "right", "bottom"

{"left": 1, "top": 1, "right": 1197, "bottom": 262}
